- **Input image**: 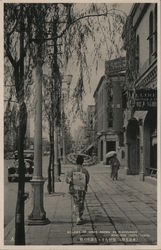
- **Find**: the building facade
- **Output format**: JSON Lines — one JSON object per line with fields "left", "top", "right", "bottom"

{"left": 94, "top": 57, "right": 126, "bottom": 165}
{"left": 122, "top": 3, "right": 157, "bottom": 179}
{"left": 84, "top": 105, "right": 96, "bottom": 155}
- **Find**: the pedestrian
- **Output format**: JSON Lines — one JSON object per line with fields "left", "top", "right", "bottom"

{"left": 109, "top": 153, "right": 120, "bottom": 181}
{"left": 66, "top": 154, "right": 90, "bottom": 225}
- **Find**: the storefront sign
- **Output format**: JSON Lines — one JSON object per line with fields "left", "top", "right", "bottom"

{"left": 134, "top": 89, "right": 157, "bottom": 110}
{"left": 105, "top": 58, "right": 126, "bottom": 75}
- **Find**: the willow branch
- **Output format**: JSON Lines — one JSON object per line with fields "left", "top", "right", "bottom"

{"left": 32, "top": 8, "right": 127, "bottom": 43}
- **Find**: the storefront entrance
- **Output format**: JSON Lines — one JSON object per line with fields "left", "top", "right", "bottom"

{"left": 126, "top": 119, "right": 140, "bottom": 174}
{"left": 144, "top": 111, "right": 157, "bottom": 176}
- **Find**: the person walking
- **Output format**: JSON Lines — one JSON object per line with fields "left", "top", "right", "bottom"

{"left": 66, "top": 155, "right": 90, "bottom": 225}
{"left": 109, "top": 153, "right": 120, "bottom": 181}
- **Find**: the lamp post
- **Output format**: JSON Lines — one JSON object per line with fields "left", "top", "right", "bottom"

{"left": 27, "top": 51, "right": 49, "bottom": 225}
{"left": 61, "top": 75, "right": 72, "bottom": 164}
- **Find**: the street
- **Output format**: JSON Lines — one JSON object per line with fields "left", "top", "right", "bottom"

{"left": 4, "top": 156, "right": 49, "bottom": 227}
{"left": 5, "top": 163, "right": 157, "bottom": 245}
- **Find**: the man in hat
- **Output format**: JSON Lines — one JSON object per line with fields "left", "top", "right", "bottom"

{"left": 66, "top": 155, "right": 90, "bottom": 225}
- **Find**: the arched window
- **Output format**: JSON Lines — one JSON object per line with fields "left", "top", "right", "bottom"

{"left": 149, "top": 11, "right": 153, "bottom": 64}
{"left": 136, "top": 35, "right": 140, "bottom": 73}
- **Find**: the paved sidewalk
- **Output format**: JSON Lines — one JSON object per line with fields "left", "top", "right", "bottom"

{"left": 4, "top": 164, "right": 157, "bottom": 245}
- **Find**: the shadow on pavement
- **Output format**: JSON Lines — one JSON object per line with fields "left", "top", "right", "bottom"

{"left": 79, "top": 219, "right": 90, "bottom": 225}
{"left": 90, "top": 215, "right": 110, "bottom": 223}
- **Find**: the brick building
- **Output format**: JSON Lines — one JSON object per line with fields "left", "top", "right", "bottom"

{"left": 94, "top": 57, "right": 126, "bottom": 164}
{"left": 122, "top": 3, "right": 157, "bottom": 179}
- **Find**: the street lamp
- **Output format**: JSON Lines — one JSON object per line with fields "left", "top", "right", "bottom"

{"left": 27, "top": 54, "right": 49, "bottom": 225}
{"left": 60, "top": 74, "right": 72, "bottom": 164}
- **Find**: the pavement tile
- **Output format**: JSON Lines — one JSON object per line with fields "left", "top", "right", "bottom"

{"left": 49, "top": 224, "right": 72, "bottom": 232}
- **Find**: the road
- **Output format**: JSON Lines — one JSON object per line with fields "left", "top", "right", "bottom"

{"left": 4, "top": 156, "right": 49, "bottom": 227}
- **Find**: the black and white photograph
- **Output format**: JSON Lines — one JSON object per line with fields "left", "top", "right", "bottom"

{"left": 2, "top": 1, "right": 160, "bottom": 248}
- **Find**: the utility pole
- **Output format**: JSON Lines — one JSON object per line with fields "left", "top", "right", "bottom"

{"left": 61, "top": 75, "right": 72, "bottom": 164}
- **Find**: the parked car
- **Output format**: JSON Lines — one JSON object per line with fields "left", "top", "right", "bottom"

{"left": 8, "top": 150, "right": 34, "bottom": 182}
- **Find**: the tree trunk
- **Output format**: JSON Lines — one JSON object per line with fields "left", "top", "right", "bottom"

{"left": 47, "top": 120, "right": 55, "bottom": 193}
{"left": 51, "top": 122, "right": 55, "bottom": 192}
{"left": 15, "top": 7, "right": 26, "bottom": 244}
{"left": 47, "top": 148, "right": 52, "bottom": 194}
{"left": 15, "top": 102, "right": 27, "bottom": 245}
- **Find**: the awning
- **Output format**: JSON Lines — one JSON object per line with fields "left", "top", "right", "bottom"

{"left": 133, "top": 111, "right": 148, "bottom": 123}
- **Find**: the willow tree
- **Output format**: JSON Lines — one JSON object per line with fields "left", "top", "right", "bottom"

{"left": 4, "top": 3, "right": 41, "bottom": 244}
{"left": 39, "top": 3, "right": 126, "bottom": 192}
{"left": 60, "top": 3, "right": 126, "bottom": 119}
{"left": 42, "top": 3, "right": 126, "bottom": 119}
{"left": 4, "top": 4, "right": 28, "bottom": 245}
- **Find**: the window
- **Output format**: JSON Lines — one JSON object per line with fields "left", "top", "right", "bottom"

{"left": 108, "top": 110, "right": 113, "bottom": 128}
{"left": 122, "top": 150, "right": 125, "bottom": 159}
{"left": 119, "top": 132, "right": 124, "bottom": 146}
{"left": 149, "top": 11, "right": 153, "bottom": 64}
{"left": 136, "top": 35, "right": 140, "bottom": 73}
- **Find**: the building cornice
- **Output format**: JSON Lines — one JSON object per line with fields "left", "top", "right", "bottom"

{"left": 135, "top": 59, "right": 157, "bottom": 89}
{"left": 129, "top": 3, "right": 150, "bottom": 30}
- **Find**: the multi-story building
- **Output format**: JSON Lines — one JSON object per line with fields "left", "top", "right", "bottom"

{"left": 94, "top": 57, "right": 126, "bottom": 164}
{"left": 85, "top": 105, "right": 96, "bottom": 155}
{"left": 122, "top": 3, "right": 157, "bottom": 179}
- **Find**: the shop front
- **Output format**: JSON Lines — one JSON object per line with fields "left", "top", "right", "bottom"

{"left": 125, "top": 89, "right": 157, "bottom": 179}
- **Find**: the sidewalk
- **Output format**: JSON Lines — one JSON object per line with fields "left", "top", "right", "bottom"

{"left": 4, "top": 164, "right": 157, "bottom": 245}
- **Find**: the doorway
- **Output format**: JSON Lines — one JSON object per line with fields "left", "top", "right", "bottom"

{"left": 127, "top": 119, "right": 140, "bottom": 174}
{"left": 106, "top": 141, "right": 116, "bottom": 164}
{"left": 144, "top": 111, "right": 157, "bottom": 176}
